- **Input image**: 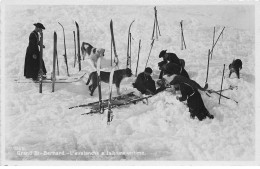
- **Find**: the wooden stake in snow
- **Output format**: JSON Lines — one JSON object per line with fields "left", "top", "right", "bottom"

{"left": 180, "top": 20, "right": 186, "bottom": 50}
{"left": 219, "top": 64, "right": 225, "bottom": 104}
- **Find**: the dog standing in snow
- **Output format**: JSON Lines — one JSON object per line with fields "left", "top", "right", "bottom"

{"left": 228, "top": 59, "right": 242, "bottom": 79}
{"left": 81, "top": 42, "right": 105, "bottom": 69}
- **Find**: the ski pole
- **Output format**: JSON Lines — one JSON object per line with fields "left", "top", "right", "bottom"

{"left": 209, "top": 27, "right": 225, "bottom": 56}
{"left": 205, "top": 49, "right": 210, "bottom": 83}
{"left": 145, "top": 39, "right": 155, "bottom": 68}
{"left": 207, "top": 90, "right": 238, "bottom": 104}
{"left": 219, "top": 64, "right": 225, "bottom": 104}
{"left": 210, "top": 27, "right": 216, "bottom": 60}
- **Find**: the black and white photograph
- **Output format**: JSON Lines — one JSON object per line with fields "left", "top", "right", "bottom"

{"left": 1, "top": 0, "right": 260, "bottom": 166}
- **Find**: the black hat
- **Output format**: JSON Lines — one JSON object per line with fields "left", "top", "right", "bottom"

{"left": 159, "top": 50, "right": 167, "bottom": 58}
{"left": 33, "top": 23, "right": 45, "bottom": 29}
{"left": 145, "top": 67, "right": 153, "bottom": 74}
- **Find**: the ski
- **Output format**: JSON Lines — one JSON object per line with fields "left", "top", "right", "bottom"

{"left": 58, "top": 22, "right": 70, "bottom": 76}
{"left": 135, "top": 39, "right": 141, "bottom": 76}
{"left": 73, "top": 31, "right": 77, "bottom": 68}
{"left": 127, "top": 20, "right": 135, "bottom": 69}
{"left": 52, "top": 31, "right": 57, "bottom": 92}
{"left": 107, "top": 67, "right": 115, "bottom": 124}
{"left": 75, "top": 21, "right": 81, "bottom": 71}
{"left": 110, "top": 20, "right": 119, "bottom": 66}
{"left": 15, "top": 72, "right": 86, "bottom": 84}
{"left": 39, "top": 32, "right": 43, "bottom": 93}
{"left": 97, "top": 57, "right": 103, "bottom": 113}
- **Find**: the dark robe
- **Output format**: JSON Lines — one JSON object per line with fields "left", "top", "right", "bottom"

{"left": 164, "top": 62, "right": 190, "bottom": 79}
{"left": 174, "top": 82, "right": 213, "bottom": 121}
{"left": 24, "top": 30, "right": 47, "bottom": 79}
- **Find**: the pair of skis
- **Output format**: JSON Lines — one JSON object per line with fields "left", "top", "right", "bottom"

{"left": 95, "top": 20, "right": 118, "bottom": 124}
{"left": 107, "top": 20, "right": 119, "bottom": 124}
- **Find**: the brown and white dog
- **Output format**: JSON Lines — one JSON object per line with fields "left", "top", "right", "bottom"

{"left": 86, "top": 68, "right": 133, "bottom": 96}
{"left": 81, "top": 42, "right": 105, "bottom": 68}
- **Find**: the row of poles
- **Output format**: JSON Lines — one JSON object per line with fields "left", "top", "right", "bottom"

{"left": 126, "top": 6, "right": 234, "bottom": 105}
{"left": 50, "top": 21, "right": 82, "bottom": 79}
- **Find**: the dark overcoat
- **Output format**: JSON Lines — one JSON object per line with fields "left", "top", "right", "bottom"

{"left": 24, "top": 30, "right": 46, "bottom": 79}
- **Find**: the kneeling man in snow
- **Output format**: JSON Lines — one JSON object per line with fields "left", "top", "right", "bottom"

{"left": 133, "top": 67, "right": 165, "bottom": 95}
{"left": 163, "top": 74, "right": 214, "bottom": 121}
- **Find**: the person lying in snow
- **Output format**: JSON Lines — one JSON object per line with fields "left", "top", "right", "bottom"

{"left": 162, "top": 74, "right": 214, "bottom": 121}
{"left": 158, "top": 60, "right": 190, "bottom": 79}
{"left": 133, "top": 67, "right": 165, "bottom": 95}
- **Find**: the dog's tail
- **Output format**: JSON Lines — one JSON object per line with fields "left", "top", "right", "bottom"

{"left": 86, "top": 72, "right": 92, "bottom": 85}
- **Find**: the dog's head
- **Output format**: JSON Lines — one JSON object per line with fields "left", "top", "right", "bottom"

{"left": 81, "top": 42, "right": 93, "bottom": 56}
{"left": 125, "top": 68, "right": 133, "bottom": 77}
{"left": 96, "top": 48, "right": 105, "bottom": 57}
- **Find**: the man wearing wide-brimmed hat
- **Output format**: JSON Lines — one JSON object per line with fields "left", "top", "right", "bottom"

{"left": 24, "top": 22, "right": 47, "bottom": 80}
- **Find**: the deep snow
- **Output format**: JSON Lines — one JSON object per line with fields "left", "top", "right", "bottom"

{"left": 2, "top": 4, "right": 255, "bottom": 161}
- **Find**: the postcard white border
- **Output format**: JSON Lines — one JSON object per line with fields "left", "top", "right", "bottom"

{"left": 1, "top": 0, "right": 260, "bottom": 166}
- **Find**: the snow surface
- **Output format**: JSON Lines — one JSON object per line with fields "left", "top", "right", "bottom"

{"left": 3, "top": 5, "right": 255, "bottom": 161}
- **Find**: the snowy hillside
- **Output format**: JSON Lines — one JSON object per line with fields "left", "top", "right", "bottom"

{"left": 3, "top": 5, "right": 255, "bottom": 161}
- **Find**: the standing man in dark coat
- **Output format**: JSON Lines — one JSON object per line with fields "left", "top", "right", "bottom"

{"left": 24, "top": 23, "right": 47, "bottom": 80}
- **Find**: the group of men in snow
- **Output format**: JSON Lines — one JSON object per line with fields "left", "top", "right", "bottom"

{"left": 24, "top": 22, "right": 243, "bottom": 121}
{"left": 132, "top": 50, "right": 214, "bottom": 121}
